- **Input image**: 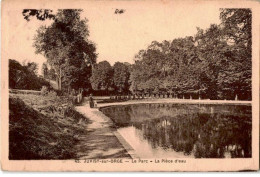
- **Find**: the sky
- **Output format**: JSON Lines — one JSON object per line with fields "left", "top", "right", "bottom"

{"left": 6, "top": 1, "right": 221, "bottom": 74}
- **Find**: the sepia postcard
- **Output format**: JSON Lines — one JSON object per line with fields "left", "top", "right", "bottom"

{"left": 1, "top": 0, "right": 260, "bottom": 172}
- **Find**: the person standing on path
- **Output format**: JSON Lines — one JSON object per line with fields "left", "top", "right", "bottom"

{"left": 89, "top": 94, "right": 94, "bottom": 108}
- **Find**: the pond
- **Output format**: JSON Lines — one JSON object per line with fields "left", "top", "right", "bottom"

{"left": 100, "top": 103, "right": 252, "bottom": 158}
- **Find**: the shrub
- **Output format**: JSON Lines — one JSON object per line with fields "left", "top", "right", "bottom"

{"left": 41, "top": 86, "right": 48, "bottom": 96}
{"left": 9, "top": 59, "right": 50, "bottom": 91}
{"left": 48, "top": 90, "right": 57, "bottom": 97}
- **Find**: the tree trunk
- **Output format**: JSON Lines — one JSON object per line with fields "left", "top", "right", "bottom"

{"left": 58, "top": 67, "right": 62, "bottom": 90}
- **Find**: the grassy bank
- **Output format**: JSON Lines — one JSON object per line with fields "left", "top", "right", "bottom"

{"left": 9, "top": 93, "right": 90, "bottom": 160}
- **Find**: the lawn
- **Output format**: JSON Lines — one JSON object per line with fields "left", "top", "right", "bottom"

{"left": 9, "top": 93, "right": 90, "bottom": 160}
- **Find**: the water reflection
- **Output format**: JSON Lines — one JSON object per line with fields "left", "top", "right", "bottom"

{"left": 100, "top": 103, "right": 252, "bottom": 158}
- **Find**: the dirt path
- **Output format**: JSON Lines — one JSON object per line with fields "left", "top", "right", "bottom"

{"left": 75, "top": 103, "right": 131, "bottom": 159}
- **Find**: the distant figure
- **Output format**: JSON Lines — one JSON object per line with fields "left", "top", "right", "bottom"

{"left": 89, "top": 94, "right": 94, "bottom": 108}
{"left": 94, "top": 100, "right": 98, "bottom": 108}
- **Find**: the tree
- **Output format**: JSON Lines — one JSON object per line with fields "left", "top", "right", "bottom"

{"left": 22, "top": 9, "right": 55, "bottom": 21}
{"left": 113, "top": 62, "right": 130, "bottom": 93}
{"left": 219, "top": 9, "right": 252, "bottom": 100}
{"left": 41, "top": 62, "right": 48, "bottom": 79}
{"left": 9, "top": 59, "right": 49, "bottom": 90}
{"left": 130, "top": 37, "right": 200, "bottom": 96}
{"left": 63, "top": 62, "right": 92, "bottom": 91}
{"left": 195, "top": 24, "right": 228, "bottom": 99}
{"left": 22, "top": 61, "right": 39, "bottom": 75}
{"left": 48, "top": 68, "right": 56, "bottom": 81}
{"left": 90, "top": 61, "right": 113, "bottom": 92}
{"left": 220, "top": 9, "right": 252, "bottom": 53}
{"left": 33, "top": 9, "right": 97, "bottom": 91}
{"left": 128, "top": 9, "right": 251, "bottom": 100}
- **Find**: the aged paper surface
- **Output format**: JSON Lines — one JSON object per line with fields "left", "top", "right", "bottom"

{"left": 1, "top": 0, "right": 260, "bottom": 172}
